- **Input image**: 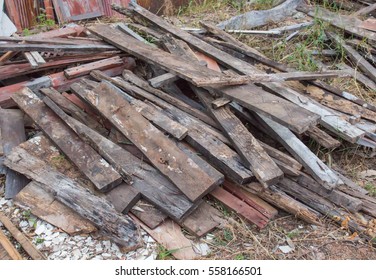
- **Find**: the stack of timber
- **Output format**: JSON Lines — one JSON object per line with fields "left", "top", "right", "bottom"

{"left": 1, "top": 3, "right": 376, "bottom": 259}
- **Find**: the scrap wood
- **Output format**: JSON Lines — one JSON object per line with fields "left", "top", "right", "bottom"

{"left": 0, "top": 229, "right": 23, "bottom": 260}
{"left": 12, "top": 88, "right": 123, "bottom": 193}
{"left": 360, "top": 18, "right": 376, "bottom": 32}
{"left": 0, "top": 43, "right": 117, "bottom": 53}
{"left": 4, "top": 145, "right": 141, "bottom": 250}
{"left": 352, "top": 3, "right": 376, "bottom": 17}
{"left": 15, "top": 181, "right": 97, "bottom": 235}
{"left": 0, "top": 212, "right": 46, "bottom": 260}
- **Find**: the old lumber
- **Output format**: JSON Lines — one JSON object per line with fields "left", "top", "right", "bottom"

{"left": 0, "top": 43, "right": 117, "bottom": 53}
{"left": 327, "top": 32, "right": 376, "bottom": 83}
{"left": 0, "top": 109, "right": 29, "bottom": 198}
{"left": 148, "top": 73, "right": 179, "bottom": 88}
{"left": 14, "top": 181, "right": 97, "bottom": 235}
{"left": 24, "top": 52, "right": 38, "bottom": 68}
{"left": 0, "top": 229, "right": 22, "bottom": 260}
{"left": 0, "top": 213, "right": 46, "bottom": 260}
{"left": 41, "top": 102, "right": 196, "bottom": 221}
{"left": 12, "top": 88, "right": 122, "bottom": 192}
{"left": 297, "top": 4, "right": 376, "bottom": 44}
{"left": 125, "top": 8, "right": 320, "bottom": 134}
{"left": 305, "top": 126, "right": 341, "bottom": 149}
{"left": 4, "top": 146, "right": 141, "bottom": 250}
{"left": 64, "top": 56, "right": 124, "bottom": 79}
{"left": 72, "top": 81, "right": 218, "bottom": 203}
{"left": 181, "top": 202, "right": 223, "bottom": 237}
{"left": 210, "top": 187, "right": 269, "bottom": 228}
{"left": 105, "top": 183, "right": 141, "bottom": 214}
{"left": 89, "top": 25, "right": 250, "bottom": 87}
{"left": 131, "top": 201, "right": 168, "bottom": 230}
{"left": 255, "top": 113, "right": 342, "bottom": 191}
{"left": 223, "top": 181, "right": 278, "bottom": 220}
{"left": 39, "top": 87, "right": 106, "bottom": 135}
{"left": 194, "top": 87, "right": 283, "bottom": 187}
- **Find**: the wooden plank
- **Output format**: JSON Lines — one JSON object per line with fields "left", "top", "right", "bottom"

{"left": 0, "top": 212, "right": 46, "bottom": 260}
{"left": 0, "top": 229, "right": 22, "bottom": 260}
{"left": 297, "top": 4, "right": 376, "bottom": 44}
{"left": 210, "top": 187, "right": 269, "bottom": 228}
{"left": 181, "top": 202, "right": 222, "bottom": 237}
{"left": 360, "top": 18, "right": 376, "bottom": 32}
{"left": 72, "top": 81, "right": 218, "bottom": 203}
{"left": 4, "top": 146, "right": 141, "bottom": 250}
{"left": 195, "top": 88, "right": 283, "bottom": 187}
{"left": 244, "top": 182, "right": 322, "bottom": 225}
{"left": 40, "top": 87, "right": 106, "bottom": 135}
{"left": 255, "top": 113, "right": 342, "bottom": 191}
{"left": 14, "top": 181, "right": 97, "bottom": 235}
{"left": 12, "top": 88, "right": 122, "bottom": 193}
{"left": 148, "top": 72, "right": 179, "bottom": 88}
{"left": 64, "top": 56, "right": 124, "bottom": 79}
{"left": 212, "top": 97, "right": 231, "bottom": 109}
{"left": 105, "top": 183, "right": 141, "bottom": 214}
{"left": 262, "top": 82, "right": 365, "bottom": 143}
{"left": 327, "top": 32, "right": 376, "bottom": 83}
{"left": 39, "top": 105, "right": 197, "bottom": 221}
{"left": 0, "top": 243, "right": 12, "bottom": 260}
{"left": 131, "top": 200, "right": 168, "bottom": 230}
{"left": 305, "top": 126, "right": 341, "bottom": 149}
{"left": 88, "top": 25, "right": 251, "bottom": 87}
{"left": 0, "top": 43, "right": 117, "bottom": 53}
{"left": 132, "top": 216, "right": 199, "bottom": 260}
{"left": 30, "top": 51, "right": 46, "bottom": 65}
{"left": 24, "top": 52, "right": 38, "bottom": 68}
{"left": 223, "top": 181, "right": 278, "bottom": 220}
{"left": 0, "top": 109, "right": 29, "bottom": 199}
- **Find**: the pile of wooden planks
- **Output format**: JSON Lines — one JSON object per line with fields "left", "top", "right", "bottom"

{"left": 1, "top": 3, "right": 376, "bottom": 259}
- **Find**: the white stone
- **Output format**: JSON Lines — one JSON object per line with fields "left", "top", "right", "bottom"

{"left": 102, "top": 240, "right": 111, "bottom": 250}
{"left": 35, "top": 224, "right": 46, "bottom": 235}
{"left": 95, "top": 244, "right": 103, "bottom": 253}
{"left": 71, "top": 249, "right": 82, "bottom": 260}
{"left": 279, "top": 245, "right": 293, "bottom": 254}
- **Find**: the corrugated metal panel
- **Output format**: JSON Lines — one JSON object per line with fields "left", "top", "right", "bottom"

{"left": 102, "top": 0, "right": 130, "bottom": 17}
{"left": 5, "top": 0, "right": 44, "bottom": 31}
{"left": 52, "top": 0, "right": 104, "bottom": 23}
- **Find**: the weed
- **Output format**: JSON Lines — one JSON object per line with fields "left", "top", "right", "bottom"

{"left": 286, "top": 229, "right": 300, "bottom": 239}
{"left": 365, "top": 183, "right": 376, "bottom": 197}
{"left": 22, "top": 28, "right": 31, "bottom": 36}
{"left": 51, "top": 154, "right": 66, "bottom": 167}
{"left": 22, "top": 210, "right": 32, "bottom": 219}
{"left": 156, "top": 245, "right": 179, "bottom": 260}
{"left": 234, "top": 253, "right": 245, "bottom": 260}
{"left": 252, "top": 0, "right": 275, "bottom": 10}
{"left": 35, "top": 238, "right": 45, "bottom": 245}
{"left": 35, "top": 13, "right": 55, "bottom": 29}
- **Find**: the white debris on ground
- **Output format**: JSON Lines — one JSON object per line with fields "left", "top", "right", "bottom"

{"left": 0, "top": 196, "right": 159, "bottom": 260}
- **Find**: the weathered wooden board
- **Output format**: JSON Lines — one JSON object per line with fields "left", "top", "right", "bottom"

{"left": 30, "top": 52, "right": 46, "bottom": 65}
{"left": 181, "top": 202, "right": 222, "bottom": 237}
{"left": 131, "top": 215, "right": 199, "bottom": 260}
{"left": 223, "top": 181, "right": 278, "bottom": 220}
{"left": 297, "top": 4, "right": 376, "bottom": 44}
{"left": 88, "top": 25, "right": 251, "bottom": 87}
{"left": 210, "top": 187, "right": 269, "bottom": 228}
{"left": 72, "top": 81, "right": 218, "bottom": 203}
{"left": 0, "top": 43, "right": 116, "bottom": 53}
{"left": 305, "top": 126, "right": 341, "bottom": 149}
{"left": 0, "top": 109, "right": 29, "bottom": 198}
{"left": 12, "top": 88, "right": 122, "bottom": 193}
{"left": 24, "top": 52, "right": 38, "bottom": 68}
{"left": 0, "top": 229, "right": 22, "bottom": 260}
{"left": 105, "top": 183, "right": 141, "bottom": 214}
{"left": 148, "top": 72, "right": 179, "bottom": 88}
{"left": 14, "top": 181, "right": 97, "bottom": 235}
{"left": 0, "top": 212, "right": 46, "bottom": 260}
{"left": 41, "top": 106, "right": 196, "bottom": 221}
{"left": 256, "top": 113, "right": 342, "bottom": 191}
{"left": 244, "top": 182, "right": 322, "bottom": 225}
{"left": 327, "top": 32, "right": 376, "bottom": 83}
{"left": 64, "top": 56, "right": 124, "bottom": 79}
{"left": 4, "top": 146, "right": 141, "bottom": 249}
{"left": 131, "top": 200, "right": 168, "bottom": 230}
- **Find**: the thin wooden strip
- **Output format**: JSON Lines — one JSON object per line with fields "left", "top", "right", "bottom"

{"left": 24, "top": 52, "right": 38, "bottom": 68}
{"left": 0, "top": 229, "right": 23, "bottom": 260}
{"left": 30, "top": 52, "right": 46, "bottom": 65}
{"left": 148, "top": 73, "right": 179, "bottom": 88}
{"left": 4, "top": 146, "right": 141, "bottom": 249}
{"left": 0, "top": 43, "right": 117, "bottom": 52}
{"left": 0, "top": 213, "right": 46, "bottom": 260}
{"left": 210, "top": 187, "right": 269, "bottom": 228}
{"left": 11, "top": 88, "right": 122, "bottom": 193}
{"left": 305, "top": 126, "right": 341, "bottom": 149}
{"left": 71, "top": 81, "right": 217, "bottom": 203}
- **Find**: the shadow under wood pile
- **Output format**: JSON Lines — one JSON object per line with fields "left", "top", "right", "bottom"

{"left": 1, "top": 2, "right": 376, "bottom": 259}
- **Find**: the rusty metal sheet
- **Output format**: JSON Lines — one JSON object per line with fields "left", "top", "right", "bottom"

{"left": 102, "top": 0, "right": 130, "bottom": 17}
{"left": 5, "top": 0, "right": 43, "bottom": 31}
{"left": 52, "top": 0, "right": 104, "bottom": 23}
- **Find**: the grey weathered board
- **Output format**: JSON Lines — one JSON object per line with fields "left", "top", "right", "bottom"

{"left": 42, "top": 103, "right": 198, "bottom": 221}
{"left": 71, "top": 81, "right": 218, "bottom": 203}
{"left": 0, "top": 109, "right": 29, "bottom": 198}
{"left": 255, "top": 113, "right": 342, "bottom": 191}
{"left": 12, "top": 88, "right": 122, "bottom": 192}
{"left": 0, "top": 43, "right": 117, "bottom": 53}
{"left": 88, "top": 25, "right": 250, "bottom": 87}
{"left": 4, "top": 146, "right": 141, "bottom": 249}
